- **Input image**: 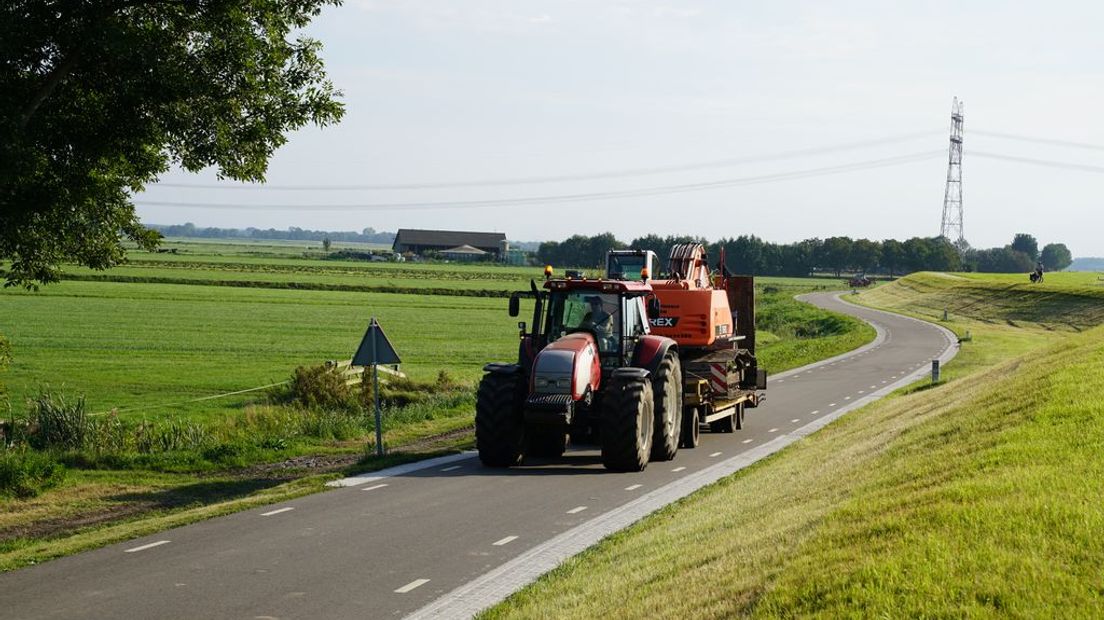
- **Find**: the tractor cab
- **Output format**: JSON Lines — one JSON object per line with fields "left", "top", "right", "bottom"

{"left": 509, "top": 269, "right": 660, "bottom": 371}
{"left": 543, "top": 286, "right": 650, "bottom": 369}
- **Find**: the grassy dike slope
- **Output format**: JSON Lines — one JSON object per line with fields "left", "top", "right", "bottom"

{"left": 483, "top": 273, "right": 1104, "bottom": 618}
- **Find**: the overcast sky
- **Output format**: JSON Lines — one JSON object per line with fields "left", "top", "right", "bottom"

{"left": 137, "top": 1, "right": 1104, "bottom": 256}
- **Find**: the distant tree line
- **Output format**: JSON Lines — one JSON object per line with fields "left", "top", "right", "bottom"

{"left": 150, "top": 223, "right": 396, "bottom": 244}
{"left": 537, "top": 232, "right": 1073, "bottom": 277}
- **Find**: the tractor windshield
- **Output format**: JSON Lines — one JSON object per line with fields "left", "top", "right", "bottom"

{"left": 546, "top": 291, "right": 621, "bottom": 354}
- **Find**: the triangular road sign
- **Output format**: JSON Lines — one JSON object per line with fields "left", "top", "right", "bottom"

{"left": 352, "top": 317, "right": 401, "bottom": 366}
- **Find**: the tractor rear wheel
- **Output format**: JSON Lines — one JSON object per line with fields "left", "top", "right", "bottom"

{"left": 650, "top": 352, "right": 682, "bottom": 461}
{"left": 680, "top": 406, "right": 700, "bottom": 448}
{"left": 475, "top": 371, "right": 525, "bottom": 467}
{"left": 601, "top": 376, "right": 654, "bottom": 472}
{"left": 526, "top": 427, "right": 568, "bottom": 457}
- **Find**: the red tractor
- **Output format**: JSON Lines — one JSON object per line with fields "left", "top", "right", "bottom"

{"left": 476, "top": 245, "right": 765, "bottom": 472}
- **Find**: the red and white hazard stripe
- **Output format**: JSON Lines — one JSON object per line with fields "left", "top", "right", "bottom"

{"left": 710, "top": 363, "right": 727, "bottom": 394}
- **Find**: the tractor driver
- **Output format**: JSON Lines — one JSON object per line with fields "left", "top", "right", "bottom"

{"left": 580, "top": 296, "right": 616, "bottom": 350}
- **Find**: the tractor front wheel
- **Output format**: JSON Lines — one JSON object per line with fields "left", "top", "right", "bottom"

{"left": 475, "top": 371, "right": 525, "bottom": 467}
{"left": 650, "top": 351, "right": 682, "bottom": 461}
{"left": 601, "top": 376, "right": 654, "bottom": 472}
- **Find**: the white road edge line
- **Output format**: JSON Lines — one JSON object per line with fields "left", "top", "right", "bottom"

{"left": 566, "top": 506, "right": 587, "bottom": 514}
{"left": 395, "top": 579, "right": 431, "bottom": 594}
{"left": 404, "top": 294, "right": 961, "bottom": 620}
{"left": 327, "top": 452, "right": 475, "bottom": 488}
{"left": 260, "top": 507, "right": 294, "bottom": 517}
{"left": 492, "top": 536, "right": 519, "bottom": 547}
{"left": 125, "top": 540, "right": 170, "bottom": 553}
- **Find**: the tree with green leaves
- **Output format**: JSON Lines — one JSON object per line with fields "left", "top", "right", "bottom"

{"left": 1010, "top": 233, "right": 1039, "bottom": 261}
{"left": 1, "top": 0, "right": 344, "bottom": 288}
{"left": 1040, "top": 243, "right": 1073, "bottom": 271}
{"left": 850, "top": 239, "right": 882, "bottom": 273}
{"left": 817, "top": 236, "right": 853, "bottom": 277}
{"left": 881, "top": 239, "right": 904, "bottom": 276}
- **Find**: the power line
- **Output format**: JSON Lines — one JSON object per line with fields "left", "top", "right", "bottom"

{"left": 972, "top": 129, "right": 1104, "bottom": 152}
{"left": 971, "top": 150, "right": 1104, "bottom": 174}
{"left": 149, "top": 131, "right": 941, "bottom": 191}
{"left": 135, "top": 150, "right": 944, "bottom": 211}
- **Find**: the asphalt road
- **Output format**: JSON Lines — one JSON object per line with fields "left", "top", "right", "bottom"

{"left": 0, "top": 293, "right": 957, "bottom": 619}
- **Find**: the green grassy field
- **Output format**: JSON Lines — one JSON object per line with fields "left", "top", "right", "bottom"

{"left": 482, "top": 272, "right": 1104, "bottom": 619}
{"left": 1, "top": 281, "right": 519, "bottom": 424}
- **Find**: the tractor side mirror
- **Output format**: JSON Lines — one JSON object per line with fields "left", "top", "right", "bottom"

{"left": 647, "top": 297, "right": 661, "bottom": 319}
{"left": 508, "top": 296, "right": 520, "bottom": 317}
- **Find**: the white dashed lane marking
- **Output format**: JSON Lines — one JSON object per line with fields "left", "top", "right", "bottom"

{"left": 260, "top": 507, "right": 294, "bottom": 517}
{"left": 363, "top": 483, "right": 389, "bottom": 491}
{"left": 811, "top": 410, "right": 820, "bottom": 415}
{"left": 394, "top": 579, "right": 430, "bottom": 594}
{"left": 768, "top": 428, "right": 779, "bottom": 433}
{"left": 566, "top": 506, "right": 588, "bottom": 514}
{"left": 672, "top": 466, "right": 686, "bottom": 472}
{"left": 625, "top": 484, "right": 643, "bottom": 491}
{"left": 742, "top": 439, "right": 753, "bottom": 444}
{"left": 440, "top": 465, "right": 462, "bottom": 472}
{"left": 791, "top": 419, "right": 800, "bottom": 423}
{"left": 125, "top": 541, "right": 170, "bottom": 553}
{"left": 709, "top": 452, "right": 722, "bottom": 457}
{"left": 492, "top": 536, "right": 518, "bottom": 546}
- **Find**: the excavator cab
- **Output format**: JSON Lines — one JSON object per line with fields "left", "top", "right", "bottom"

{"left": 606, "top": 250, "right": 658, "bottom": 281}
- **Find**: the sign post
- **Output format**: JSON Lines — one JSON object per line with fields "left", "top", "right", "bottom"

{"left": 352, "top": 317, "right": 401, "bottom": 457}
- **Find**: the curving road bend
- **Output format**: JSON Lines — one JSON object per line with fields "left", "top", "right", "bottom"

{"left": 0, "top": 293, "right": 957, "bottom": 620}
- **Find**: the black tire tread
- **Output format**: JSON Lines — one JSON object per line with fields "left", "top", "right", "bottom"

{"left": 601, "top": 377, "right": 653, "bottom": 471}
{"left": 650, "top": 352, "right": 682, "bottom": 461}
{"left": 475, "top": 372, "right": 525, "bottom": 467}
{"left": 680, "top": 407, "right": 700, "bottom": 448}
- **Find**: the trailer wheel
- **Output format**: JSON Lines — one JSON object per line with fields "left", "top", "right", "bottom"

{"left": 526, "top": 427, "right": 568, "bottom": 458}
{"left": 475, "top": 371, "right": 526, "bottom": 467}
{"left": 709, "top": 408, "right": 737, "bottom": 433}
{"left": 680, "top": 406, "right": 700, "bottom": 448}
{"left": 601, "top": 376, "right": 654, "bottom": 471}
{"left": 650, "top": 352, "right": 682, "bottom": 461}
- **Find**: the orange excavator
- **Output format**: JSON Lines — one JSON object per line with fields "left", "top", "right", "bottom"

{"left": 606, "top": 244, "right": 764, "bottom": 442}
